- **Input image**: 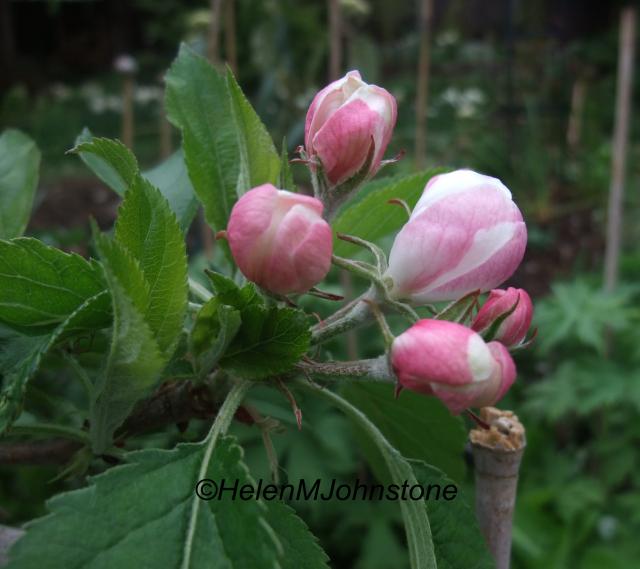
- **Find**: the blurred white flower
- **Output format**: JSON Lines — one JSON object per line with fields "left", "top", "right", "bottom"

{"left": 440, "top": 86, "right": 486, "bottom": 118}
{"left": 50, "top": 83, "right": 72, "bottom": 101}
{"left": 134, "top": 86, "right": 162, "bottom": 105}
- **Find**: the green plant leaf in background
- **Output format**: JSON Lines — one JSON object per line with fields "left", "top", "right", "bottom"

{"left": 279, "top": 137, "right": 295, "bottom": 192}
{"left": 6, "top": 437, "right": 329, "bottom": 569}
{"left": 114, "top": 176, "right": 188, "bottom": 357}
{"left": 332, "top": 169, "right": 444, "bottom": 257}
{"left": 144, "top": 149, "right": 199, "bottom": 232}
{"left": 0, "top": 291, "right": 109, "bottom": 434}
{"left": 90, "top": 232, "right": 164, "bottom": 453}
{"left": 0, "top": 129, "right": 41, "bottom": 240}
{"left": 409, "top": 460, "right": 494, "bottom": 569}
{"left": 226, "top": 68, "right": 281, "bottom": 194}
{"left": 165, "top": 44, "right": 239, "bottom": 233}
{"left": 301, "top": 381, "right": 437, "bottom": 569}
{"left": 0, "top": 238, "right": 108, "bottom": 333}
{"left": 72, "top": 130, "right": 198, "bottom": 231}
{"left": 342, "top": 383, "right": 467, "bottom": 482}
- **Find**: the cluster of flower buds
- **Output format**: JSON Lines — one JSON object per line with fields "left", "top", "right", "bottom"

{"left": 224, "top": 71, "right": 534, "bottom": 415}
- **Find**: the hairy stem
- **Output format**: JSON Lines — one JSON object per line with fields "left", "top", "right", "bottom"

{"left": 297, "top": 355, "right": 394, "bottom": 382}
{"left": 311, "top": 288, "right": 376, "bottom": 345}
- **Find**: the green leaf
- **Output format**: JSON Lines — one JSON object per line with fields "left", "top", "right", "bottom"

{"left": 71, "top": 134, "right": 138, "bottom": 195}
{"left": 435, "top": 290, "right": 481, "bottom": 324}
{"left": 90, "top": 233, "right": 164, "bottom": 453}
{"left": 302, "top": 381, "right": 437, "bottom": 569}
{"left": 144, "top": 149, "right": 199, "bottom": 231}
{"left": 0, "top": 292, "right": 110, "bottom": 433}
{"left": 226, "top": 68, "right": 280, "bottom": 194}
{"left": 165, "top": 44, "right": 238, "bottom": 232}
{"left": 220, "top": 305, "right": 311, "bottom": 380}
{"left": 0, "top": 238, "right": 108, "bottom": 333}
{"left": 332, "top": 169, "right": 444, "bottom": 257}
{"left": 409, "top": 460, "right": 494, "bottom": 569}
{"left": 264, "top": 501, "right": 330, "bottom": 569}
{"left": 342, "top": 383, "right": 467, "bottom": 482}
{"left": 190, "top": 300, "right": 241, "bottom": 377}
{"left": 73, "top": 130, "right": 198, "bottom": 231}
{"left": 0, "top": 130, "right": 41, "bottom": 239}
{"left": 115, "top": 177, "right": 188, "bottom": 357}
{"left": 205, "top": 270, "right": 262, "bottom": 310}
{"left": 279, "top": 138, "right": 295, "bottom": 192}
{"left": 7, "top": 437, "right": 313, "bottom": 568}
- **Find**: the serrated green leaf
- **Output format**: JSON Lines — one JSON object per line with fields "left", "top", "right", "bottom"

{"left": 435, "top": 290, "right": 480, "bottom": 324}
{"left": 264, "top": 501, "right": 330, "bottom": 569}
{"left": 0, "top": 129, "right": 40, "bottom": 239}
{"left": 71, "top": 134, "right": 138, "bottom": 194}
{"left": 165, "top": 44, "right": 238, "bottom": 233}
{"left": 6, "top": 437, "right": 292, "bottom": 568}
{"left": 0, "top": 291, "right": 110, "bottom": 433}
{"left": 0, "top": 238, "right": 108, "bottom": 333}
{"left": 91, "top": 233, "right": 164, "bottom": 453}
{"left": 205, "top": 270, "right": 262, "bottom": 310}
{"left": 332, "top": 169, "right": 444, "bottom": 257}
{"left": 74, "top": 130, "right": 198, "bottom": 231}
{"left": 225, "top": 68, "right": 280, "bottom": 194}
{"left": 115, "top": 176, "right": 188, "bottom": 357}
{"left": 409, "top": 460, "right": 494, "bottom": 569}
{"left": 342, "top": 383, "right": 467, "bottom": 482}
{"left": 221, "top": 306, "right": 311, "bottom": 380}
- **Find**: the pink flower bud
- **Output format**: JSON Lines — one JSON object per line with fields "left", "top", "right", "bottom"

{"left": 227, "top": 184, "right": 333, "bottom": 295}
{"left": 391, "top": 320, "right": 517, "bottom": 414}
{"left": 304, "top": 70, "right": 397, "bottom": 186}
{"left": 472, "top": 287, "right": 533, "bottom": 347}
{"left": 385, "top": 170, "right": 527, "bottom": 304}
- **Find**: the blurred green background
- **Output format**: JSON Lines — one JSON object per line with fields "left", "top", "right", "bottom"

{"left": 1, "top": 0, "right": 640, "bottom": 567}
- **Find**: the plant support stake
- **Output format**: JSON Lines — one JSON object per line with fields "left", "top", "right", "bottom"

{"left": 470, "top": 407, "right": 526, "bottom": 569}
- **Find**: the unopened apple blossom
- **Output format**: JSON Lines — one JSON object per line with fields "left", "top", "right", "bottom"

{"left": 390, "top": 319, "right": 517, "bottom": 414}
{"left": 385, "top": 169, "right": 527, "bottom": 304}
{"left": 472, "top": 287, "right": 533, "bottom": 347}
{"left": 226, "top": 184, "right": 333, "bottom": 295}
{"left": 305, "top": 70, "right": 397, "bottom": 187}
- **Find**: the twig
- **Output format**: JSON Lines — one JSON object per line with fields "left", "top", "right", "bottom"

{"left": 0, "top": 380, "right": 225, "bottom": 466}
{"left": 470, "top": 407, "right": 526, "bottom": 569}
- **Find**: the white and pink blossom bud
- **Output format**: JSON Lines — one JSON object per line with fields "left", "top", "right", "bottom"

{"left": 304, "top": 70, "right": 397, "bottom": 186}
{"left": 385, "top": 170, "right": 527, "bottom": 304}
{"left": 390, "top": 319, "right": 517, "bottom": 414}
{"left": 472, "top": 287, "right": 533, "bottom": 347}
{"left": 227, "top": 184, "right": 333, "bottom": 295}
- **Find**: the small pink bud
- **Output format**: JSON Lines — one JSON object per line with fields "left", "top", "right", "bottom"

{"left": 390, "top": 319, "right": 517, "bottom": 414}
{"left": 385, "top": 170, "right": 527, "bottom": 304}
{"left": 227, "top": 184, "right": 333, "bottom": 295}
{"left": 472, "top": 287, "right": 533, "bottom": 347}
{"left": 304, "top": 70, "right": 397, "bottom": 186}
